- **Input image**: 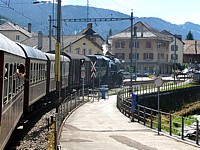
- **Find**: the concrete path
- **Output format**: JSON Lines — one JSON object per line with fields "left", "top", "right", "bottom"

{"left": 59, "top": 95, "right": 199, "bottom": 150}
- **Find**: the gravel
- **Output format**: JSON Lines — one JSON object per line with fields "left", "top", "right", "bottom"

{"left": 16, "top": 109, "right": 56, "bottom": 150}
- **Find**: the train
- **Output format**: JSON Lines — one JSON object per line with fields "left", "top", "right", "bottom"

{"left": 0, "top": 33, "right": 123, "bottom": 149}
{"left": 87, "top": 55, "right": 123, "bottom": 88}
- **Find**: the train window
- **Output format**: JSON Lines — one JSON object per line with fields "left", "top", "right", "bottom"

{"left": 33, "top": 63, "right": 36, "bottom": 82}
{"left": 3, "top": 63, "right": 9, "bottom": 105}
{"left": 39, "top": 63, "right": 41, "bottom": 81}
{"left": 36, "top": 63, "right": 39, "bottom": 81}
{"left": 15, "top": 63, "right": 19, "bottom": 92}
{"left": 8, "top": 64, "right": 13, "bottom": 101}
{"left": 52, "top": 63, "right": 54, "bottom": 75}
{"left": 13, "top": 63, "right": 17, "bottom": 95}
{"left": 30, "top": 63, "right": 33, "bottom": 83}
{"left": 4, "top": 63, "right": 8, "bottom": 80}
{"left": 44, "top": 64, "right": 46, "bottom": 78}
{"left": 44, "top": 64, "right": 47, "bottom": 79}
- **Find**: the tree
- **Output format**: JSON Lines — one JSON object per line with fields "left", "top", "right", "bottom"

{"left": 186, "top": 31, "right": 194, "bottom": 40}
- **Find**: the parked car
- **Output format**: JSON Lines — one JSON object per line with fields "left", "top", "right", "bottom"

{"left": 181, "top": 68, "right": 188, "bottom": 75}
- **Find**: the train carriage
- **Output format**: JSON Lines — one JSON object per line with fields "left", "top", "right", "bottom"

{"left": 62, "top": 52, "right": 82, "bottom": 91}
{"left": 45, "top": 53, "right": 70, "bottom": 99}
{"left": 17, "top": 43, "right": 47, "bottom": 114}
{"left": 0, "top": 33, "right": 26, "bottom": 150}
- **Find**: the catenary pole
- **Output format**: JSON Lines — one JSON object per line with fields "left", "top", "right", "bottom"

{"left": 130, "top": 11, "right": 133, "bottom": 88}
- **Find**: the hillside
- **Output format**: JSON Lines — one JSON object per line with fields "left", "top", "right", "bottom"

{"left": 0, "top": 0, "right": 200, "bottom": 39}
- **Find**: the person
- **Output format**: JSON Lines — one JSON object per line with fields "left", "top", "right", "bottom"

{"left": 129, "top": 90, "right": 138, "bottom": 122}
{"left": 15, "top": 63, "right": 28, "bottom": 81}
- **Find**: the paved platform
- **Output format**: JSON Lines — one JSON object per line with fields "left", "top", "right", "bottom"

{"left": 59, "top": 95, "right": 199, "bottom": 150}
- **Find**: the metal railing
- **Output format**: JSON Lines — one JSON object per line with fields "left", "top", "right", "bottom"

{"left": 117, "top": 85, "right": 200, "bottom": 146}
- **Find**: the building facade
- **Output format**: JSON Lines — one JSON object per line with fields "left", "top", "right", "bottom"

{"left": 0, "top": 22, "right": 36, "bottom": 42}
{"left": 183, "top": 40, "right": 200, "bottom": 69}
{"left": 109, "top": 21, "right": 173, "bottom": 75}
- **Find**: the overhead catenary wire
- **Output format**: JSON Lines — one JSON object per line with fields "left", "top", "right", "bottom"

{"left": 0, "top": 0, "right": 48, "bottom": 30}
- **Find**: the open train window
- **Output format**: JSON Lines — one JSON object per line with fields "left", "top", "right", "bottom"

{"left": 36, "top": 63, "right": 39, "bottom": 81}
{"left": 38, "top": 63, "right": 41, "bottom": 81}
{"left": 33, "top": 63, "right": 36, "bottom": 82}
{"left": 3, "top": 63, "right": 9, "bottom": 105}
{"left": 8, "top": 63, "right": 13, "bottom": 101}
{"left": 30, "top": 63, "right": 33, "bottom": 83}
{"left": 13, "top": 63, "right": 17, "bottom": 95}
{"left": 43, "top": 63, "right": 46, "bottom": 79}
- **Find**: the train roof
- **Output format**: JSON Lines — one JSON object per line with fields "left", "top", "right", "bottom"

{"left": 62, "top": 52, "right": 90, "bottom": 61}
{"left": 46, "top": 50, "right": 90, "bottom": 61}
{"left": 0, "top": 33, "right": 25, "bottom": 57}
{"left": 45, "top": 53, "right": 70, "bottom": 62}
{"left": 62, "top": 52, "right": 83, "bottom": 59}
{"left": 17, "top": 43, "right": 47, "bottom": 60}
{"left": 87, "top": 55, "right": 110, "bottom": 62}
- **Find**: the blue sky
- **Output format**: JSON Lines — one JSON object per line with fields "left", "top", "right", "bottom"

{"left": 54, "top": 0, "right": 200, "bottom": 25}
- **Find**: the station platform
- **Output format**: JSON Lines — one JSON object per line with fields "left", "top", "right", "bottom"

{"left": 59, "top": 95, "right": 199, "bottom": 150}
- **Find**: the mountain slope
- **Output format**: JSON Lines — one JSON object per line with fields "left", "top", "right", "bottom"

{"left": 0, "top": 0, "right": 200, "bottom": 39}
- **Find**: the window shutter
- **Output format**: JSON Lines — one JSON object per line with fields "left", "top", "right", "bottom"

{"left": 115, "top": 42, "right": 117, "bottom": 48}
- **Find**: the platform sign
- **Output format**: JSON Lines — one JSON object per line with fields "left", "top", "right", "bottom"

{"left": 81, "top": 66, "right": 85, "bottom": 78}
{"left": 91, "top": 61, "right": 96, "bottom": 78}
{"left": 81, "top": 71, "right": 85, "bottom": 78}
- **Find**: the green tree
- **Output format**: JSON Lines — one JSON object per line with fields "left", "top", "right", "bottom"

{"left": 186, "top": 31, "right": 194, "bottom": 40}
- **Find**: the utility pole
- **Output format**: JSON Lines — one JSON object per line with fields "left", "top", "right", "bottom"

{"left": 134, "top": 26, "right": 137, "bottom": 82}
{"left": 55, "top": 1, "right": 61, "bottom": 150}
{"left": 49, "top": 15, "right": 52, "bottom": 51}
{"left": 130, "top": 11, "right": 133, "bottom": 88}
{"left": 173, "top": 34, "right": 177, "bottom": 82}
{"left": 87, "top": 0, "right": 89, "bottom": 22}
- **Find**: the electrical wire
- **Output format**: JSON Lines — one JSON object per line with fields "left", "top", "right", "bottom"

{"left": 0, "top": 0, "right": 48, "bottom": 30}
{"left": 88, "top": 1, "right": 123, "bottom": 36}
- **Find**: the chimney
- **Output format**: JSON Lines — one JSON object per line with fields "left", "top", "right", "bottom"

{"left": 87, "top": 23, "right": 92, "bottom": 29}
{"left": 38, "top": 31, "right": 43, "bottom": 50}
{"left": 28, "top": 23, "right": 32, "bottom": 33}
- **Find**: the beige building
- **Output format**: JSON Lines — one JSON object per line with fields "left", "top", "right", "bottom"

{"left": 0, "top": 22, "right": 36, "bottom": 42}
{"left": 62, "top": 23, "right": 105, "bottom": 55}
{"left": 62, "top": 34, "right": 103, "bottom": 55}
{"left": 161, "top": 30, "right": 184, "bottom": 66}
{"left": 0, "top": 22, "right": 105, "bottom": 55}
{"left": 109, "top": 21, "right": 173, "bottom": 75}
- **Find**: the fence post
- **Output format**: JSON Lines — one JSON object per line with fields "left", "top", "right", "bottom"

{"left": 181, "top": 117, "right": 184, "bottom": 140}
{"left": 150, "top": 109, "right": 153, "bottom": 128}
{"left": 196, "top": 120, "right": 199, "bottom": 145}
{"left": 170, "top": 114, "right": 172, "bottom": 136}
